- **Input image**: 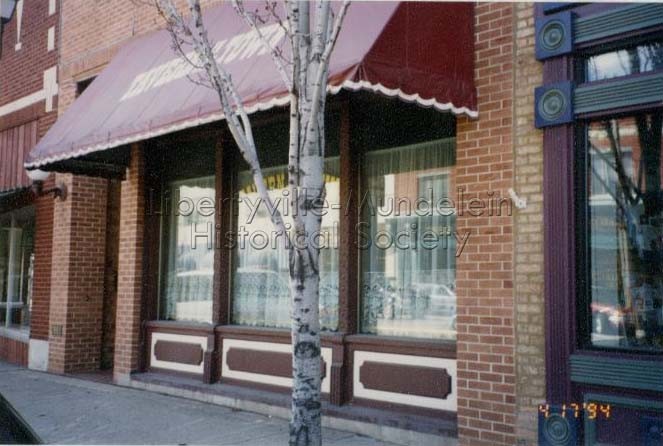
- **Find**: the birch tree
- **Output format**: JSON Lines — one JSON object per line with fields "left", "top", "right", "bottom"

{"left": 155, "top": 1, "right": 349, "bottom": 444}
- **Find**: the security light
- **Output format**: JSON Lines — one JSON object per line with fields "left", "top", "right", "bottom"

{"left": 26, "top": 168, "right": 67, "bottom": 201}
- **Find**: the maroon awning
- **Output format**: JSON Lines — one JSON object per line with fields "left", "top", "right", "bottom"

{"left": 26, "top": 1, "right": 475, "bottom": 169}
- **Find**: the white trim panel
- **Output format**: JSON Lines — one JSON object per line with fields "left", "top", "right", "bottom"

{"left": 221, "top": 339, "right": 332, "bottom": 394}
{"left": 353, "top": 350, "right": 457, "bottom": 412}
{"left": 0, "top": 67, "right": 58, "bottom": 118}
{"left": 149, "top": 332, "right": 207, "bottom": 375}
{"left": 28, "top": 339, "right": 49, "bottom": 371}
{"left": 47, "top": 27, "right": 55, "bottom": 52}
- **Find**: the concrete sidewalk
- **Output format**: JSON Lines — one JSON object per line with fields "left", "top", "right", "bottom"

{"left": 0, "top": 362, "right": 397, "bottom": 445}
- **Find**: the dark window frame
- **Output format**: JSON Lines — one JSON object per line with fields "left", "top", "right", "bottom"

{"left": 574, "top": 38, "right": 663, "bottom": 355}
{"left": 538, "top": 2, "right": 663, "bottom": 404}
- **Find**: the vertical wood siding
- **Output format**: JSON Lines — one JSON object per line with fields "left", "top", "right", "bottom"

{"left": 0, "top": 121, "right": 36, "bottom": 191}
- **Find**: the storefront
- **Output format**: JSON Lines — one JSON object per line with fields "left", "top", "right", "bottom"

{"left": 535, "top": 3, "right": 663, "bottom": 445}
{"left": 25, "top": 2, "right": 492, "bottom": 440}
{"left": 0, "top": 0, "right": 59, "bottom": 370}
{"left": 0, "top": 189, "right": 35, "bottom": 364}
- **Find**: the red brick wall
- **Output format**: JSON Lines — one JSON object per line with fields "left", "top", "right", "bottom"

{"left": 0, "top": 0, "right": 58, "bottom": 350}
{"left": 30, "top": 182, "right": 55, "bottom": 342}
{"left": 456, "top": 3, "right": 516, "bottom": 446}
{"left": 0, "top": 0, "right": 57, "bottom": 109}
{"left": 0, "top": 336, "right": 28, "bottom": 366}
{"left": 113, "top": 145, "right": 145, "bottom": 381}
{"left": 48, "top": 174, "right": 108, "bottom": 373}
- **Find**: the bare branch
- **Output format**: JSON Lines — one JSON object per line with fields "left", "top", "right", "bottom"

{"left": 232, "top": 0, "right": 292, "bottom": 91}
{"left": 158, "top": 0, "right": 291, "bottom": 244}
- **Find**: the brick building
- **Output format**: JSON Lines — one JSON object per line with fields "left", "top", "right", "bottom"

{"left": 9, "top": 1, "right": 663, "bottom": 446}
{"left": 0, "top": 0, "right": 58, "bottom": 370}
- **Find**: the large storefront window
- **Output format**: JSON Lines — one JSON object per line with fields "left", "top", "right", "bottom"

{"left": 232, "top": 160, "right": 340, "bottom": 330}
{"left": 583, "top": 113, "right": 663, "bottom": 351}
{"left": 360, "top": 139, "right": 456, "bottom": 340}
{"left": 160, "top": 176, "right": 215, "bottom": 323}
{"left": 0, "top": 206, "right": 35, "bottom": 331}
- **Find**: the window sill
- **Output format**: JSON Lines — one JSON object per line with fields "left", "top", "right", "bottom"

{"left": 0, "top": 326, "right": 29, "bottom": 343}
{"left": 345, "top": 334, "right": 456, "bottom": 358}
{"left": 145, "top": 320, "right": 214, "bottom": 336}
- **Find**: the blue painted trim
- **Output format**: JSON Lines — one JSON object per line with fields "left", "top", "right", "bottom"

{"left": 536, "top": 10, "right": 574, "bottom": 60}
{"left": 542, "top": 3, "right": 576, "bottom": 15}
{"left": 535, "top": 81, "right": 574, "bottom": 128}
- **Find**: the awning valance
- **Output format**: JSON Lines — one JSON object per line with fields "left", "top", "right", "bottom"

{"left": 26, "top": 1, "right": 475, "bottom": 170}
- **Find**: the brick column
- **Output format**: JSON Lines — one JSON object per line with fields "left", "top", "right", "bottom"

{"left": 513, "top": 3, "right": 545, "bottom": 444}
{"left": 28, "top": 180, "right": 55, "bottom": 371}
{"left": 455, "top": 3, "right": 517, "bottom": 445}
{"left": 113, "top": 144, "right": 145, "bottom": 385}
{"left": 48, "top": 174, "right": 108, "bottom": 374}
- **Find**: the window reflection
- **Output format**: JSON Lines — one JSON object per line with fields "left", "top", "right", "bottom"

{"left": 586, "top": 113, "right": 663, "bottom": 351}
{"left": 0, "top": 206, "right": 34, "bottom": 331}
{"left": 586, "top": 42, "right": 663, "bottom": 82}
{"left": 360, "top": 139, "right": 457, "bottom": 340}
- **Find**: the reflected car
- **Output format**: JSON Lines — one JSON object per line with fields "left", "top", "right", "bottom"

{"left": 412, "top": 283, "right": 456, "bottom": 329}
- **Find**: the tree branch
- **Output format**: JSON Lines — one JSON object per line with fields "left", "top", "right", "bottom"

{"left": 232, "top": 0, "right": 293, "bottom": 92}
{"left": 157, "top": 0, "right": 291, "bottom": 245}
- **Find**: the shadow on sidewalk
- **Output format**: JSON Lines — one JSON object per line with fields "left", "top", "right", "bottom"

{"left": 0, "top": 392, "right": 41, "bottom": 444}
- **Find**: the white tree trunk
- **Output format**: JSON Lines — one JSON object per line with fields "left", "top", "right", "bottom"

{"left": 158, "top": 1, "right": 349, "bottom": 444}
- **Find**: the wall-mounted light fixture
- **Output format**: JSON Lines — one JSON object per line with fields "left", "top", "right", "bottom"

{"left": 26, "top": 169, "right": 67, "bottom": 201}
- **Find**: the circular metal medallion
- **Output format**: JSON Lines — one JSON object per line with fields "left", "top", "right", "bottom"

{"left": 540, "top": 20, "right": 566, "bottom": 51}
{"left": 543, "top": 414, "right": 572, "bottom": 445}
{"left": 538, "top": 88, "right": 567, "bottom": 122}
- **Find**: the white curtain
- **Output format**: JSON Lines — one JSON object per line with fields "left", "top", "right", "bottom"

{"left": 233, "top": 159, "right": 340, "bottom": 330}
{"left": 161, "top": 176, "right": 215, "bottom": 323}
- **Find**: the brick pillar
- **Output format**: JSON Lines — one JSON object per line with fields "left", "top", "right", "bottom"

{"left": 113, "top": 144, "right": 145, "bottom": 385}
{"left": 28, "top": 180, "right": 55, "bottom": 371}
{"left": 513, "top": 3, "right": 545, "bottom": 445}
{"left": 48, "top": 174, "right": 108, "bottom": 374}
{"left": 455, "top": 3, "right": 516, "bottom": 446}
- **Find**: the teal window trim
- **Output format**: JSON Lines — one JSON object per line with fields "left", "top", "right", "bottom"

{"left": 583, "top": 392, "right": 663, "bottom": 446}
{"left": 574, "top": 4, "right": 663, "bottom": 45}
{"left": 574, "top": 71, "right": 663, "bottom": 115}
{"left": 570, "top": 354, "right": 663, "bottom": 392}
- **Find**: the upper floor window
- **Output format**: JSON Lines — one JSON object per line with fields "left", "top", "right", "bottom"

{"left": 76, "top": 77, "right": 96, "bottom": 97}
{"left": 585, "top": 41, "right": 663, "bottom": 82}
